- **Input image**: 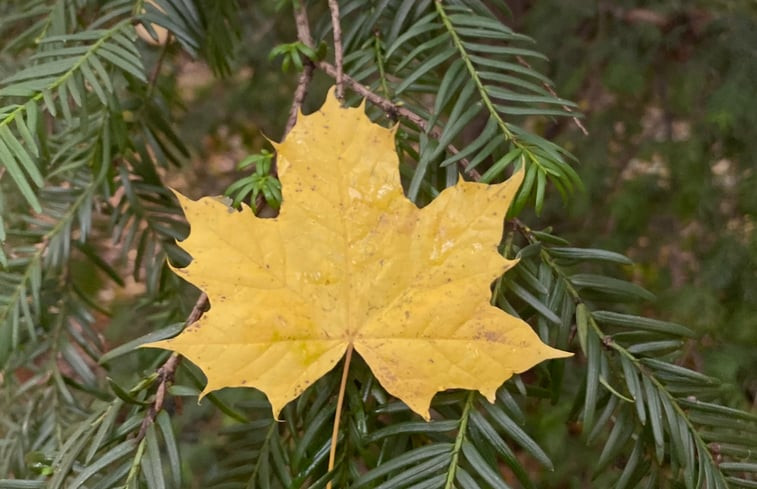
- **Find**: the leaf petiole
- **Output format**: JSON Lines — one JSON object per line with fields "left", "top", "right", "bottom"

{"left": 327, "top": 344, "right": 354, "bottom": 489}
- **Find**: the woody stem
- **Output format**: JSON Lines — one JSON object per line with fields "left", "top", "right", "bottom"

{"left": 327, "top": 344, "right": 353, "bottom": 488}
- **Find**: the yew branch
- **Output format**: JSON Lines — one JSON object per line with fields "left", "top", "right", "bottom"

{"left": 514, "top": 55, "right": 588, "bottom": 136}
{"left": 317, "top": 61, "right": 481, "bottom": 179}
{"left": 285, "top": 2, "right": 315, "bottom": 135}
{"left": 137, "top": 292, "right": 208, "bottom": 440}
{"left": 292, "top": 2, "right": 478, "bottom": 178}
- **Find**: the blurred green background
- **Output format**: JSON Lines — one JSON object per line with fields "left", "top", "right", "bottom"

{"left": 518, "top": 0, "right": 757, "bottom": 402}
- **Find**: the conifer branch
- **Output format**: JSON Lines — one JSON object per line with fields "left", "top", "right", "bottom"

{"left": 514, "top": 56, "right": 588, "bottom": 135}
{"left": 286, "top": 1, "right": 315, "bottom": 135}
{"left": 293, "top": 1, "right": 477, "bottom": 177}
{"left": 317, "top": 61, "right": 480, "bottom": 179}
{"left": 137, "top": 293, "right": 208, "bottom": 440}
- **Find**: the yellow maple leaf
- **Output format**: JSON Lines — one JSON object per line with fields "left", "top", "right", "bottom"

{"left": 145, "top": 89, "right": 571, "bottom": 420}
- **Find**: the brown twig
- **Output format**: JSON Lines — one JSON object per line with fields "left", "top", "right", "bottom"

{"left": 318, "top": 61, "right": 480, "bottom": 179}
{"left": 285, "top": 64, "right": 314, "bottom": 135}
{"left": 137, "top": 292, "right": 208, "bottom": 440}
{"left": 327, "top": 0, "right": 344, "bottom": 100}
{"left": 292, "top": 3, "right": 478, "bottom": 178}
{"left": 515, "top": 55, "right": 588, "bottom": 136}
{"left": 293, "top": 0, "right": 313, "bottom": 47}
{"left": 146, "top": 34, "right": 173, "bottom": 98}
{"left": 185, "top": 292, "right": 209, "bottom": 326}
{"left": 284, "top": 1, "right": 316, "bottom": 136}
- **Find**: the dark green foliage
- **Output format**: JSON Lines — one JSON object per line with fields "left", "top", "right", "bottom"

{"left": 0, "top": 1, "right": 754, "bottom": 488}
{"left": 522, "top": 0, "right": 757, "bottom": 345}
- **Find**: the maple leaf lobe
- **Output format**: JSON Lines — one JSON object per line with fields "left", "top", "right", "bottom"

{"left": 145, "top": 87, "right": 571, "bottom": 420}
